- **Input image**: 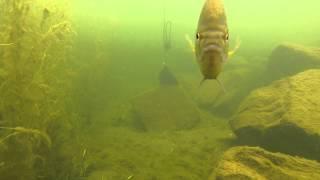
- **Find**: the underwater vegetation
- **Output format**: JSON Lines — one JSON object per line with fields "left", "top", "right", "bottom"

{"left": 0, "top": 0, "right": 81, "bottom": 179}
{"left": 214, "top": 146, "right": 320, "bottom": 180}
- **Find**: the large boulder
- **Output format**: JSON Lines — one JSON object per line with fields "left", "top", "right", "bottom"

{"left": 131, "top": 86, "right": 200, "bottom": 132}
{"left": 131, "top": 65, "right": 200, "bottom": 132}
{"left": 230, "top": 69, "right": 320, "bottom": 160}
{"left": 267, "top": 43, "right": 320, "bottom": 82}
{"left": 212, "top": 146, "right": 320, "bottom": 180}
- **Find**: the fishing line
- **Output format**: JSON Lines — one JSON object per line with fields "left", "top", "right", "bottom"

{"left": 216, "top": 78, "right": 227, "bottom": 93}
{"left": 162, "top": 0, "right": 172, "bottom": 65}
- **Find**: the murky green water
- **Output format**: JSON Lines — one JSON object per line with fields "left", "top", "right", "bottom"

{"left": 0, "top": 0, "right": 320, "bottom": 179}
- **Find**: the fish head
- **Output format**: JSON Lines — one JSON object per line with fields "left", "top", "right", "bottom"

{"left": 195, "top": 0, "right": 229, "bottom": 80}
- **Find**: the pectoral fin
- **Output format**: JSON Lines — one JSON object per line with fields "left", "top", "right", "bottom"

{"left": 228, "top": 37, "right": 241, "bottom": 58}
{"left": 185, "top": 34, "right": 195, "bottom": 53}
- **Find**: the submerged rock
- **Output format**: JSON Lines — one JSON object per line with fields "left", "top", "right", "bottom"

{"left": 213, "top": 146, "right": 320, "bottom": 180}
{"left": 230, "top": 69, "right": 320, "bottom": 160}
{"left": 267, "top": 43, "right": 320, "bottom": 81}
{"left": 130, "top": 65, "right": 200, "bottom": 132}
{"left": 195, "top": 56, "right": 266, "bottom": 117}
{"left": 208, "top": 67, "right": 263, "bottom": 116}
{"left": 131, "top": 86, "right": 200, "bottom": 132}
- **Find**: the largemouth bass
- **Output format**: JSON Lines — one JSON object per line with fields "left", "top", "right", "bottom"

{"left": 195, "top": 0, "right": 236, "bottom": 90}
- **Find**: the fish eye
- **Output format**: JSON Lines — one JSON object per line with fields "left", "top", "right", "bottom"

{"left": 196, "top": 33, "right": 200, "bottom": 40}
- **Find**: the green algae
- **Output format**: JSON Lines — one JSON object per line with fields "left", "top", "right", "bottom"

{"left": 81, "top": 113, "right": 233, "bottom": 180}
{"left": 215, "top": 146, "right": 320, "bottom": 180}
{"left": 0, "top": 0, "right": 80, "bottom": 179}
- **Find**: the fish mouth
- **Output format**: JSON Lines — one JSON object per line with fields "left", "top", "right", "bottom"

{"left": 202, "top": 44, "right": 227, "bottom": 62}
{"left": 204, "top": 44, "right": 223, "bottom": 53}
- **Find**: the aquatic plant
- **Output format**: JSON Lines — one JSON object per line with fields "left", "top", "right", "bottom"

{"left": 0, "top": 126, "right": 51, "bottom": 148}
{"left": 0, "top": 0, "right": 79, "bottom": 179}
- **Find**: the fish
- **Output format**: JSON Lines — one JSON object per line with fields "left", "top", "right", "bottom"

{"left": 194, "top": 0, "right": 238, "bottom": 91}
